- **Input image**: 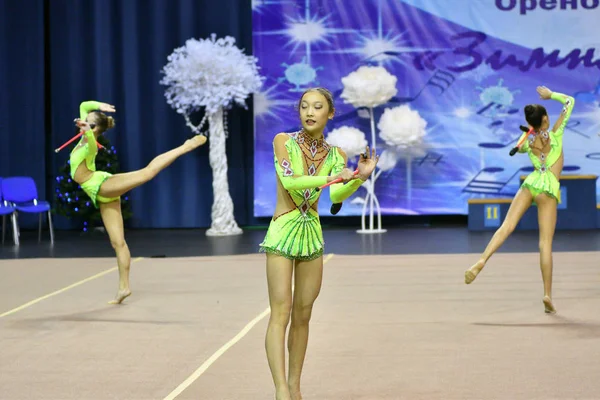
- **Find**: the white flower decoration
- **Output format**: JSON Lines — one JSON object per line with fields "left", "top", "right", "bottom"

{"left": 340, "top": 66, "right": 398, "bottom": 109}
{"left": 160, "top": 34, "right": 264, "bottom": 115}
{"left": 378, "top": 105, "right": 427, "bottom": 148}
{"left": 377, "top": 148, "right": 400, "bottom": 171}
{"left": 326, "top": 126, "right": 368, "bottom": 158}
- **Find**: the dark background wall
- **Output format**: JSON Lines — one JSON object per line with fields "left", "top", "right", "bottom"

{"left": 0, "top": 0, "right": 257, "bottom": 229}
{"left": 0, "top": 0, "right": 464, "bottom": 230}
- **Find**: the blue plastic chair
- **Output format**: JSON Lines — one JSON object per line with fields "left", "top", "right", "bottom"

{"left": 0, "top": 178, "right": 18, "bottom": 245}
{"left": 1, "top": 177, "right": 54, "bottom": 245}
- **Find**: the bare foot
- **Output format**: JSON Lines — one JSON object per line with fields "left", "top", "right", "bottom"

{"left": 275, "top": 388, "right": 292, "bottom": 400}
{"left": 465, "top": 260, "right": 485, "bottom": 284}
{"left": 543, "top": 296, "right": 556, "bottom": 314}
{"left": 108, "top": 289, "right": 132, "bottom": 305}
{"left": 289, "top": 387, "right": 302, "bottom": 400}
{"left": 183, "top": 135, "right": 207, "bottom": 151}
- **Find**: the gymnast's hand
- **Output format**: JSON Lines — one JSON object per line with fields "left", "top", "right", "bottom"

{"left": 333, "top": 168, "right": 355, "bottom": 183}
{"left": 536, "top": 86, "right": 553, "bottom": 100}
{"left": 357, "top": 146, "right": 379, "bottom": 181}
{"left": 98, "top": 102, "right": 116, "bottom": 113}
{"left": 74, "top": 118, "right": 92, "bottom": 132}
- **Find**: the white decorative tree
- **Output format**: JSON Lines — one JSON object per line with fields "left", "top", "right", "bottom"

{"left": 378, "top": 105, "right": 428, "bottom": 209}
{"left": 339, "top": 65, "right": 397, "bottom": 233}
{"left": 160, "top": 34, "right": 264, "bottom": 236}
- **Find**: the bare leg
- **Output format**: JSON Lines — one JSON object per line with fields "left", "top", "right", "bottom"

{"left": 465, "top": 188, "right": 533, "bottom": 284}
{"left": 265, "top": 253, "right": 294, "bottom": 400}
{"left": 98, "top": 135, "right": 206, "bottom": 198}
{"left": 536, "top": 193, "right": 557, "bottom": 313}
{"left": 99, "top": 201, "right": 131, "bottom": 304}
{"left": 288, "top": 256, "right": 323, "bottom": 400}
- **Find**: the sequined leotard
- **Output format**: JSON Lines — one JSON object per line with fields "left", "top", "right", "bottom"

{"left": 517, "top": 92, "right": 575, "bottom": 203}
{"left": 259, "top": 130, "right": 364, "bottom": 260}
{"left": 69, "top": 101, "right": 119, "bottom": 208}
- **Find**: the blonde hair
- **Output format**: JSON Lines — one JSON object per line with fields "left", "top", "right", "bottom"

{"left": 89, "top": 112, "right": 115, "bottom": 133}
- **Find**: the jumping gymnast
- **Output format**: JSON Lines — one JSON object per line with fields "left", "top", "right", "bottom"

{"left": 71, "top": 100, "right": 206, "bottom": 304}
{"left": 259, "top": 88, "right": 379, "bottom": 400}
{"left": 465, "top": 86, "right": 575, "bottom": 314}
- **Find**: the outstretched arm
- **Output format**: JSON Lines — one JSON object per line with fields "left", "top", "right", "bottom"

{"left": 536, "top": 86, "right": 575, "bottom": 137}
{"left": 273, "top": 133, "right": 332, "bottom": 190}
{"left": 330, "top": 148, "right": 364, "bottom": 204}
{"left": 549, "top": 91, "right": 575, "bottom": 136}
{"left": 79, "top": 101, "right": 101, "bottom": 120}
{"left": 77, "top": 100, "right": 115, "bottom": 152}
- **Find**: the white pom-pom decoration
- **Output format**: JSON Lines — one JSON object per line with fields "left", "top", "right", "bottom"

{"left": 340, "top": 66, "right": 398, "bottom": 109}
{"left": 160, "top": 34, "right": 264, "bottom": 116}
{"left": 326, "top": 126, "right": 368, "bottom": 159}
{"left": 378, "top": 105, "right": 427, "bottom": 148}
{"left": 377, "top": 148, "right": 400, "bottom": 171}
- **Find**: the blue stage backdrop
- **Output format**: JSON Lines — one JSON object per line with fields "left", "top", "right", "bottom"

{"left": 252, "top": 0, "right": 600, "bottom": 217}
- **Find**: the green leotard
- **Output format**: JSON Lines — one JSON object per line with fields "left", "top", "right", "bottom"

{"left": 259, "top": 130, "right": 364, "bottom": 260}
{"left": 517, "top": 92, "right": 575, "bottom": 204}
{"left": 69, "top": 101, "right": 119, "bottom": 208}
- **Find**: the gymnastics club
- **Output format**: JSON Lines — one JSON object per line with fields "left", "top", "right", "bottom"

{"left": 54, "top": 121, "right": 101, "bottom": 153}
{"left": 509, "top": 125, "right": 534, "bottom": 156}
{"left": 315, "top": 168, "right": 359, "bottom": 192}
{"left": 330, "top": 201, "right": 344, "bottom": 215}
{"left": 314, "top": 168, "right": 359, "bottom": 216}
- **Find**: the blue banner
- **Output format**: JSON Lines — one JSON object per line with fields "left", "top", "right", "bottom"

{"left": 252, "top": 0, "right": 600, "bottom": 217}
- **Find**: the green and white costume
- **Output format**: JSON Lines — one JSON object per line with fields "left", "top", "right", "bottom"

{"left": 260, "top": 130, "right": 364, "bottom": 260}
{"left": 518, "top": 92, "right": 575, "bottom": 203}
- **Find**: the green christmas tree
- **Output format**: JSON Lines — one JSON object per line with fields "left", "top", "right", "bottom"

{"left": 54, "top": 134, "right": 132, "bottom": 232}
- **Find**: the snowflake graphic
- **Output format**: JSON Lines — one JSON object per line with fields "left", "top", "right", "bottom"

{"left": 279, "top": 57, "right": 323, "bottom": 91}
{"left": 476, "top": 79, "right": 520, "bottom": 118}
